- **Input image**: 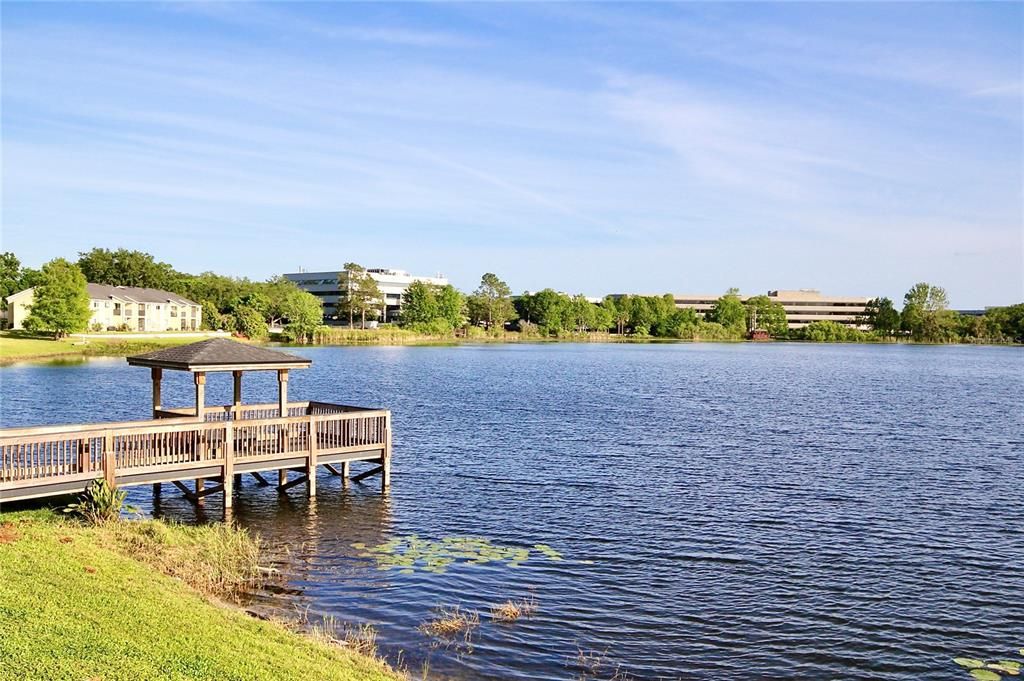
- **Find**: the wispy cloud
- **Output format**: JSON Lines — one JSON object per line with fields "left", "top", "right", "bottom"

{"left": 1, "top": 2, "right": 1020, "bottom": 304}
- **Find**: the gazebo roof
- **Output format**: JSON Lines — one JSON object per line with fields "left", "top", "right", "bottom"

{"left": 126, "top": 338, "right": 312, "bottom": 372}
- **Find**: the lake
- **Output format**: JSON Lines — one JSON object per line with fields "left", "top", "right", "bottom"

{"left": 1, "top": 343, "right": 1021, "bottom": 680}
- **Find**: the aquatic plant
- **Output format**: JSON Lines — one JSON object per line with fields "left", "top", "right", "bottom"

{"left": 489, "top": 596, "right": 538, "bottom": 623}
{"left": 953, "top": 649, "right": 1024, "bottom": 680}
{"left": 351, "top": 535, "right": 566, "bottom": 574}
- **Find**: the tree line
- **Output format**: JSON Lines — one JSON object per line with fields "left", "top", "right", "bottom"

{"left": 0, "top": 249, "right": 323, "bottom": 342}
{"left": 2, "top": 249, "right": 1021, "bottom": 344}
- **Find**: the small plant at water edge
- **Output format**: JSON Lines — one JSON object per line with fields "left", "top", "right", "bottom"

{"left": 419, "top": 605, "right": 480, "bottom": 655}
{"left": 63, "top": 478, "right": 136, "bottom": 524}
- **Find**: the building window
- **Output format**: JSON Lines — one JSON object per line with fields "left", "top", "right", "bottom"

{"left": 125, "top": 304, "right": 133, "bottom": 316}
{"left": 170, "top": 306, "right": 177, "bottom": 317}
{"left": 191, "top": 307, "right": 197, "bottom": 317}
{"left": 93, "top": 302, "right": 99, "bottom": 309}
{"left": 105, "top": 301, "right": 110, "bottom": 308}
{"left": 113, "top": 303, "right": 121, "bottom": 315}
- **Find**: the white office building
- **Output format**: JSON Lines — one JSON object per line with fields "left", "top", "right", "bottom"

{"left": 284, "top": 268, "right": 448, "bottom": 324}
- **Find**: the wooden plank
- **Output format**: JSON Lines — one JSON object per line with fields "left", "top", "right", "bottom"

{"left": 250, "top": 471, "right": 270, "bottom": 486}
{"left": 277, "top": 474, "right": 308, "bottom": 492}
{"left": 351, "top": 465, "right": 384, "bottom": 483}
{"left": 171, "top": 479, "right": 198, "bottom": 502}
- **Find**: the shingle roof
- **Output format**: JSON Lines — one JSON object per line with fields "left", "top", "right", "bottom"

{"left": 87, "top": 284, "right": 198, "bottom": 306}
{"left": 126, "top": 338, "right": 311, "bottom": 371}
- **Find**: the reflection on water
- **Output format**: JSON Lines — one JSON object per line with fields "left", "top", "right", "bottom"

{"left": 2, "top": 343, "right": 1023, "bottom": 680}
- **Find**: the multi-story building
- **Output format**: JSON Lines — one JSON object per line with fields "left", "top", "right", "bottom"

{"left": 671, "top": 289, "right": 872, "bottom": 329}
{"left": 5, "top": 284, "right": 202, "bottom": 332}
{"left": 284, "top": 268, "right": 448, "bottom": 324}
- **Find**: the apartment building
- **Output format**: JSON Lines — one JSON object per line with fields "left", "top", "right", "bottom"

{"left": 6, "top": 284, "right": 202, "bottom": 332}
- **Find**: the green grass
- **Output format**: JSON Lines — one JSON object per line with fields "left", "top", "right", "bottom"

{"left": 0, "top": 511, "right": 401, "bottom": 681}
{"left": 0, "top": 330, "right": 203, "bottom": 363}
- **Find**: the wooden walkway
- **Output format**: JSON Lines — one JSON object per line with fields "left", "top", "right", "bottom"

{"left": 0, "top": 401, "right": 391, "bottom": 505}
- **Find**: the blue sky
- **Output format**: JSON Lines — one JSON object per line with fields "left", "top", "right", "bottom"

{"left": 2, "top": 2, "right": 1021, "bottom": 306}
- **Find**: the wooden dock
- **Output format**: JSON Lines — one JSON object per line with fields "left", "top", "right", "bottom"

{"left": 0, "top": 339, "right": 392, "bottom": 507}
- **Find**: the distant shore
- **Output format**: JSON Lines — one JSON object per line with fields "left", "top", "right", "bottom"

{"left": 2, "top": 328, "right": 1019, "bottom": 365}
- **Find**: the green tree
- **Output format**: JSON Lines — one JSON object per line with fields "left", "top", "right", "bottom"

{"left": 77, "top": 248, "right": 177, "bottom": 289}
{"left": 281, "top": 290, "right": 323, "bottom": 343}
{"left": 984, "top": 303, "right": 1024, "bottom": 343}
{"left": 660, "top": 308, "right": 701, "bottom": 338}
{"left": 348, "top": 267, "right": 383, "bottom": 329}
{"left": 0, "top": 252, "right": 21, "bottom": 312}
{"left": 17, "top": 267, "right": 44, "bottom": 290}
{"left": 902, "top": 282, "right": 950, "bottom": 341}
{"left": 435, "top": 285, "right": 466, "bottom": 328}
{"left": 400, "top": 280, "right": 440, "bottom": 326}
{"left": 744, "top": 295, "right": 788, "bottom": 337}
{"left": 24, "top": 259, "right": 92, "bottom": 338}
{"left": 468, "top": 273, "right": 516, "bottom": 329}
{"left": 569, "top": 294, "right": 596, "bottom": 332}
{"left": 862, "top": 297, "right": 900, "bottom": 337}
{"left": 232, "top": 306, "right": 268, "bottom": 340}
{"left": 264, "top": 276, "right": 304, "bottom": 329}
{"left": 708, "top": 289, "right": 747, "bottom": 332}
{"left": 338, "top": 263, "right": 364, "bottom": 327}
{"left": 602, "top": 295, "right": 630, "bottom": 335}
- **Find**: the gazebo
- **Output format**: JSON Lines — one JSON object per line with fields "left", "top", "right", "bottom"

{"left": 0, "top": 338, "right": 392, "bottom": 507}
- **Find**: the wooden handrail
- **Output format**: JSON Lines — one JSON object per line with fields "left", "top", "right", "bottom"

{"left": 2, "top": 408, "right": 390, "bottom": 485}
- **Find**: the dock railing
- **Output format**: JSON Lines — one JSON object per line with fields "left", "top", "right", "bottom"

{"left": 0, "top": 402, "right": 391, "bottom": 501}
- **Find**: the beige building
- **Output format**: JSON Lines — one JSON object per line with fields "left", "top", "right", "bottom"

{"left": 6, "top": 284, "right": 202, "bottom": 332}
{"left": 671, "top": 289, "right": 871, "bottom": 329}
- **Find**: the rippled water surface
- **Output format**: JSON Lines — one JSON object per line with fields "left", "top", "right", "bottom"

{"left": 2, "top": 343, "right": 1022, "bottom": 680}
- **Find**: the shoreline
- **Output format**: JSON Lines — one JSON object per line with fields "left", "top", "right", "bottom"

{"left": 0, "top": 510, "right": 404, "bottom": 681}
{"left": 1, "top": 331, "right": 1019, "bottom": 366}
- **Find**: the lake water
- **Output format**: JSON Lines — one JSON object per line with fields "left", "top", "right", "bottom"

{"left": 1, "top": 343, "right": 1022, "bottom": 680}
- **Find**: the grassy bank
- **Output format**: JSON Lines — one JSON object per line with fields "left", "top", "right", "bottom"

{"left": 0, "top": 510, "right": 401, "bottom": 681}
{"left": 0, "top": 331, "right": 209, "bottom": 364}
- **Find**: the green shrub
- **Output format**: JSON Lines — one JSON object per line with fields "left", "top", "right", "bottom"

{"left": 64, "top": 478, "right": 136, "bottom": 525}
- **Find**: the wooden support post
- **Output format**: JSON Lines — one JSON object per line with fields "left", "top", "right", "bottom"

{"left": 153, "top": 483, "right": 161, "bottom": 499}
{"left": 307, "top": 415, "right": 317, "bottom": 498}
{"left": 341, "top": 460, "right": 350, "bottom": 483}
{"left": 381, "top": 424, "right": 392, "bottom": 493}
{"left": 102, "top": 431, "right": 115, "bottom": 487}
{"left": 195, "top": 477, "right": 205, "bottom": 505}
{"left": 232, "top": 370, "right": 243, "bottom": 419}
{"left": 277, "top": 369, "right": 288, "bottom": 416}
{"left": 78, "top": 438, "right": 90, "bottom": 474}
{"left": 151, "top": 367, "right": 163, "bottom": 416}
{"left": 223, "top": 421, "right": 234, "bottom": 509}
{"left": 194, "top": 372, "right": 206, "bottom": 419}
{"left": 277, "top": 369, "right": 289, "bottom": 464}
{"left": 279, "top": 469, "right": 288, "bottom": 487}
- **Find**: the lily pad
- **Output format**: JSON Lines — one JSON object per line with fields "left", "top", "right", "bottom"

{"left": 349, "top": 535, "right": 565, "bottom": 574}
{"left": 957, "top": 659, "right": 986, "bottom": 669}
{"left": 970, "top": 670, "right": 1002, "bottom": 681}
